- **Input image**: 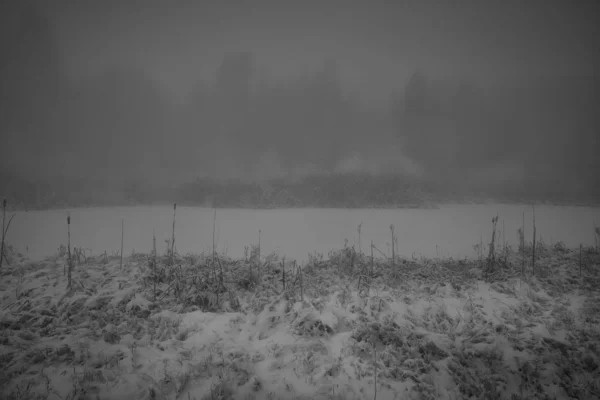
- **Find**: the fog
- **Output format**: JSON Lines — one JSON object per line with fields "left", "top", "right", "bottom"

{"left": 1, "top": 0, "right": 599, "bottom": 207}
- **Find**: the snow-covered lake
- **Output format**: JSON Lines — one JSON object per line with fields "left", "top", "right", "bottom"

{"left": 8, "top": 204, "right": 600, "bottom": 263}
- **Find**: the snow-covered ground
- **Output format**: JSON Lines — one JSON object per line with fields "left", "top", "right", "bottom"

{"left": 1, "top": 238, "right": 598, "bottom": 399}
{"left": 8, "top": 204, "right": 600, "bottom": 263}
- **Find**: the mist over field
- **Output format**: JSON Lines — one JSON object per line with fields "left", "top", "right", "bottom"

{"left": 3, "top": 4, "right": 600, "bottom": 400}
{"left": 1, "top": 0, "right": 599, "bottom": 208}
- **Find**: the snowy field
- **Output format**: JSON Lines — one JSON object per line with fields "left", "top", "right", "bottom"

{"left": 1, "top": 204, "right": 599, "bottom": 399}
{"left": 8, "top": 204, "right": 600, "bottom": 264}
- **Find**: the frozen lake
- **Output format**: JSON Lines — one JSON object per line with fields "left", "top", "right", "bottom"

{"left": 7, "top": 204, "right": 600, "bottom": 263}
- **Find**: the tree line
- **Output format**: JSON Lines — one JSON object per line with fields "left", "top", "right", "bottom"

{"left": 1, "top": 1, "right": 598, "bottom": 206}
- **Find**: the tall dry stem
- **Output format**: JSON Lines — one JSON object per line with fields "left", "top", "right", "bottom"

{"left": 152, "top": 230, "right": 157, "bottom": 300}
{"left": 532, "top": 205, "right": 537, "bottom": 276}
{"left": 258, "top": 229, "right": 262, "bottom": 281}
{"left": 369, "top": 240, "right": 374, "bottom": 297}
{"left": 282, "top": 256, "right": 286, "bottom": 291}
{"left": 521, "top": 211, "right": 525, "bottom": 276}
{"left": 171, "top": 203, "right": 177, "bottom": 264}
{"left": 0, "top": 200, "right": 15, "bottom": 269}
{"left": 120, "top": 219, "right": 124, "bottom": 269}
{"left": 212, "top": 206, "right": 218, "bottom": 283}
{"left": 0, "top": 199, "right": 13, "bottom": 269}
{"left": 487, "top": 214, "right": 498, "bottom": 265}
{"left": 390, "top": 224, "right": 395, "bottom": 266}
{"left": 357, "top": 222, "right": 362, "bottom": 255}
{"left": 258, "top": 229, "right": 261, "bottom": 260}
{"left": 373, "top": 343, "right": 378, "bottom": 400}
{"left": 67, "top": 214, "right": 72, "bottom": 289}
{"left": 299, "top": 265, "right": 304, "bottom": 302}
{"left": 0, "top": 199, "right": 5, "bottom": 269}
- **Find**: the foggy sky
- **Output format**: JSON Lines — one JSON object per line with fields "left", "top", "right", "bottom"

{"left": 36, "top": 0, "right": 599, "bottom": 103}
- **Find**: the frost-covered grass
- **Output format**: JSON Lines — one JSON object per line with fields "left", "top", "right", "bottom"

{"left": 0, "top": 226, "right": 598, "bottom": 399}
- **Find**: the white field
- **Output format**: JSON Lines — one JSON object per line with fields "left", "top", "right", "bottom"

{"left": 8, "top": 204, "right": 600, "bottom": 264}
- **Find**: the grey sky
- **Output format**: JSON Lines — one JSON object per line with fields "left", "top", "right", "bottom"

{"left": 37, "top": 0, "right": 599, "bottom": 102}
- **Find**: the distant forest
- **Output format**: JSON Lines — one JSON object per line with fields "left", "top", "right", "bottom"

{"left": 1, "top": 2, "right": 599, "bottom": 209}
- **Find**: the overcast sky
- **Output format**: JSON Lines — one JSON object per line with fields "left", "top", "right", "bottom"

{"left": 36, "top": 0, "right": 599, "bottom": 102}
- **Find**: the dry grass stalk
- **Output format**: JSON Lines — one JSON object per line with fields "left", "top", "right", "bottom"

{"left": 120, "top": 219, "right": 124, "bottom": 269}
{"left": 373, "top": 342, "right": 378, "bottom": 400}
{"left": 67, "top": 214, "right": 73, "bottom": 289}
{"left": 487, "top": 214, "right": 499, "bottom": 265}
{"left": 299, "top": 264, "right": 304, "bottom": 302}
{"left": 0, "top": 199, "right": 15, "bottom": 269}
{"left": 532, "top": 205, "right": 537, "bottom": 276}
{"left": 0, "top": 199, "right": 5, "bottom": 269}
{"left": 357, "top": 222, "right": 362, "bottom": 255}
{"left": 212, "top": 206, "right": 217, "bottom": 278}
{"left": 369, "top": 240, "right": 374, "bottom": 297}
{"left": 152, "top": 230, "right": 157, "bottom": 300}
{"left": 171, "top": 203, "right": 177, "bottom": 264}
{"left": 501, "top": 219, "right": 509, "bottom": 265}
{"left": 216, "top": 252, "right": 224, "bottom": 303}
{"left": 357, "top": 263, "right": 363, "bottom": 294}
{"left": 521, "top": 211, "right": 525, "bottom": 276}
{"left": 282, "top": 256, "right": 286, "bottom": 291}
{"left": 209, "top": 206, "right": 225, "bottom": 296}
{"left": 390, "top": 224, "right": 395, "bottom": 266}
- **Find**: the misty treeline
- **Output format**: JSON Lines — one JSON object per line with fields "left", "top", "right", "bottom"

{"left": 397, "top": 71, "right": 599, "bottom": 199}
{"left": 1, "top": 2, "right": 599, "bottom": 208}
